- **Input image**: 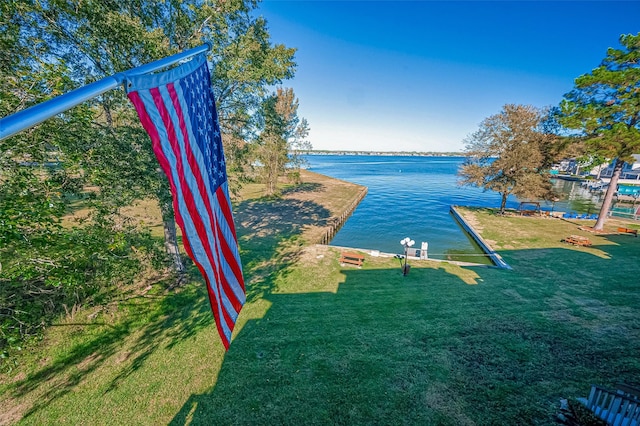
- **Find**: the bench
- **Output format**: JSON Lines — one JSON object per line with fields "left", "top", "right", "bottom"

{"left": 581, "top": 384, "right": 640, "bottom": 425}
{"left": 617, "top": 227, "right": 638, "bottom": 237}
{"left": 616, "top": 383, "right": 640, "bottom": 400}
{"left": 562, "top": 235, "right": 592, "bottom": 247}
{"left": 339, "top": 252, "right": 365, "bottom": 267}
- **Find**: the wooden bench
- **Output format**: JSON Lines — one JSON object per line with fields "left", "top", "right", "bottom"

{"left": 562, "top": 235, "right": 592, "bottom": 247}
{"left": 339, "top": 252, "right": 365, "bottom": 267}
{"left": 617, "top": 227, "right": 638, "bottom": 237}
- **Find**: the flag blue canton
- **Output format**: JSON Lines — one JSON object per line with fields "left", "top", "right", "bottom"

{"left": 180, "top": 64, "right": 226, "bottom": 189}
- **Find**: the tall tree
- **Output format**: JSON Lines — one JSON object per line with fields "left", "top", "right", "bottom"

{"left": 7, "top": 0, "right": 296, "bottom": 274}
{"left": 458, "top": 104, "right": 557, "bottom": 213}
{"left": 0, "top": 0, "right": 297, "bottom": 356}
{"left": 559, "top": 33, "right": 640, "bottom": 230}
{"left": 255, "top": 87, "right": 310, "bottom": 195}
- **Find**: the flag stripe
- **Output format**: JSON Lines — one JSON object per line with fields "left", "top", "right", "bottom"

{"left": 148, "top": 86, "right": 241, "bottom": 331}
{"left": 213, "top": 189, "right": 245, "bottom": 290}
{"left": 169, "top": 76, "right": 244, "bottom": 303}
{"left": 151, "top": 84, "right": 224, "bottom": 290}
{"left": 131, "top": 89, "right": 234, "bottom": 341}
{"left": 160, "top": 83, "right": 242, "bottom": 322}
{"left": 163, "top": 83, "right": 241, "bottom": 330}
{"left": 161, "top": 84, "right": 244, "bottom": 316}
{"left": 127, "top": 90, "right": 234, "bottom": 347}
{"left": 126, "top": 55, "right": 245, "bottom": 350}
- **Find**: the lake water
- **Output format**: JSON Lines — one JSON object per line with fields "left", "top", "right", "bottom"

{"left": 304, "top": 155, "right": 609, "bottom": 263}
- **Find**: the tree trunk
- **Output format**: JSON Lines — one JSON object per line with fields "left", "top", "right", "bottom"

{"left": 593, "top": 159, "right": 624, "bottom": 231}
{"left": 500, "top": 193, "right": 508, "bottom": 214}
{"left": 266, "top": 155, "right": 278, "bottom": 196}
{"left": 157, "top": 179, "right": 185, "bottom": 277}
{"left": 270, "top": 159, "right": 277, "bottom": 195}
{"left": 161, "top": 206, "right": 185, "bottom": 275}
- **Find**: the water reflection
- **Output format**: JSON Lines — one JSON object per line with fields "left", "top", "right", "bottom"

{"left": 551, "top": 178, "right": 639, "bottom": 219}
{"left": 550, "top": 179, "right": 602, "bottom": 214}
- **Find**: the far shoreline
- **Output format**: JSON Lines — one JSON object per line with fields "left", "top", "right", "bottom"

{"left": 304, "top": 150, "right": 466, "bottom": 157}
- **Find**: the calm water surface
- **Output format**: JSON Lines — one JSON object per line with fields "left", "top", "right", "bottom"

{"left": 305, "top": 155, "right": 605, "bottom": 263}
{"left": 305, "top": 155, "right": 512, "bottom": 263}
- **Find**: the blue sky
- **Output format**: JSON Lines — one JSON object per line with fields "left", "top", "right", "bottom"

{"left": 256, "top": 1, "right": 640, "bottom": 152}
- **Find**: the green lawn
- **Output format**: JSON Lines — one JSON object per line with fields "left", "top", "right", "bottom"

{"left": 1, "top": 186, "right": 639, "bottom": 425}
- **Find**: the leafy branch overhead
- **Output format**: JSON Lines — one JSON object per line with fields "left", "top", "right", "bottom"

{"left": 559, "top": 32, "right": 640, "bottom": 230}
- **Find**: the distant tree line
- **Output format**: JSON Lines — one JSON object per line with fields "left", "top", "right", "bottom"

{"left": 307, "top": 150, "right": 466, "bottom": 156}
{"left": 458, "top": 32, "right": 640, "bottom": 228}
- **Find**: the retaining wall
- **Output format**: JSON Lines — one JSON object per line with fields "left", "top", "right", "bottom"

{"left": 449, "top": 206, "right": 512, "bottom": 270}
{"left": 318, "top": 187, "right": 368, "bottom": 245}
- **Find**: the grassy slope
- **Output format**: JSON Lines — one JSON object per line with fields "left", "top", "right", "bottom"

{"left": 1, "top": 179, "right": 639, "bottom": 425}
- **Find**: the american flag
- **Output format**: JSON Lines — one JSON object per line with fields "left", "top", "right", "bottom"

{"left": 126, "top": 54, "right": 245, "bottom": 349}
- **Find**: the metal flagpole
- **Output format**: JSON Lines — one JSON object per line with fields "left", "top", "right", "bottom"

{"left": 0, "top": 43, "right": 211, "bottom": 141}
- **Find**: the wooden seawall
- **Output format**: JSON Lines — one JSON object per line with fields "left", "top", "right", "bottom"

{"left": 318, "top": 187, "right": 368, "bottom": 245}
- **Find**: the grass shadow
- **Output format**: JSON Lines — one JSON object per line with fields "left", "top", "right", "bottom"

{"left": 280, "top": 182, "right": 324, "bottom": 196}
{"left": 0, "top": 178, "right": 351, "bottom": 424}
{"left": 7, "top": 279, "right": 214, "bottom": 420}
{"left": 9, "top": 197, "right": 639, "bottom": 424}
{"left": 235, "top": 197, "right": 331, "bottom": 302}
{"left": 6, "top": 188, "right": 330, "bottom": 419}
{"left": 169, "top": 236, "right": 640, "bottom": 424}
{"left": 170, "top": 264, "right": 484, "bottom": 425}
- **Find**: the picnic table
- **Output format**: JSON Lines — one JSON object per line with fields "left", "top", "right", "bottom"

{"left": 617, "top": 227, "right": 638, "bottom": 237}
{"left": 339, "top": 252, "right": 365, "bottom": 267}
{"left": 562, "top": 235, "right": 592, "bottom": 247}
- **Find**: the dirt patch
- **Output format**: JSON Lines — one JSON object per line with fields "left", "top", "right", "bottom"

{"left": 77, "top": 352, "right": 102, "bottom": 371}
{"left": 423, "top": 384, "right": 476, "bottom": 426}
{"left": 461, "top": 211, "right": 484, "bottom": 233}
{"left": 483, "top": 239, "right": 498, "bottom": 248}
{"left": 117, "top": 351, "right": 132, "bottom": 364}
{"left": 578, "top": 226, "right": 615, "bottom": 235}
{"left": 11, "top": 372, "right": 27, "bottom": 383}
{"left": 0, "top": 398, "right": 26, "bottom": 426}
{"left": 295, "top": 245, "right": 332, "bottom": 266}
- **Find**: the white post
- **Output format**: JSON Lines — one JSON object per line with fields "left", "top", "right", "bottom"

{"left": 421, "top": 242, "right": 428, "bottom": 259}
